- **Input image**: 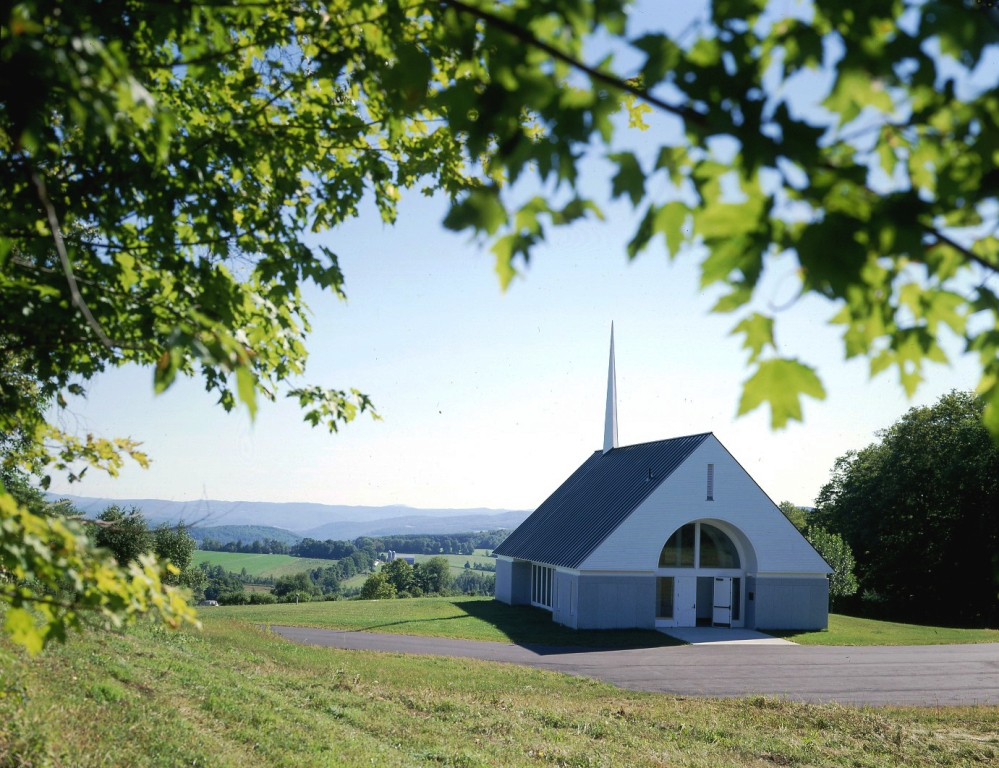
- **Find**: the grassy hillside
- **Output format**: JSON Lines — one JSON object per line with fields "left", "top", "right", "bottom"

{"left": 768, "top": 613, "right": 999, "bottom": 646}
{"left": 212, "top": 596, "right": 678, "bottom": 648}
{"left": 193, "top": 550, "right": 336, "bottom": 578}
{"left": 2, "top": 618, "right": 997, "bottom": 767}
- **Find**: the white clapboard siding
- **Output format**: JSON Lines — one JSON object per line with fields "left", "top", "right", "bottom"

{"left": 579, "top": 435, "right": 830, "bottom": 574}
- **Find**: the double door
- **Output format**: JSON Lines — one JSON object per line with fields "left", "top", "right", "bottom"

{"left": 658, "top": 575, "right": 737, "bottom": 627}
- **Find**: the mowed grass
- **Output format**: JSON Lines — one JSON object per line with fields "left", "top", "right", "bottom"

{"left": 767, "top": 613, "right": 999, "bottom": 646}
{"left": 211, "top": 596, "right": 681, "bottom": 648}
{"left": 2, "top": 618, "right": 999, "bottom": 767}
{"left": 193, "top": 550, "right": 336, "bottom": 578}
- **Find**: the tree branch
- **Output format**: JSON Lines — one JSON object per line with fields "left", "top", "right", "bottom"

{"left": 440, "top": 0, "right": 704, "bottom": 126}
{"left": 922, "top": 224, "right": 999, "bottom": 275}
{"left": 32, "top": 172, "right": 117, "bottom": 350}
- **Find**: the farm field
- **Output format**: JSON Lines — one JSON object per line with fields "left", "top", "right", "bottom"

{"left": 406, "top": 550, "right": 496, "bottom": 573}
{"left": 767, "top": 613, "right": 999, "bottom": 646}
{"left": 213, "top": 596, "right": 678, "bottom": 648}
{"left": 2, "top": 617, "right": 998, "bottom": 767}
{"left": 193, "top": 550, "right": 336, "bottom": 578}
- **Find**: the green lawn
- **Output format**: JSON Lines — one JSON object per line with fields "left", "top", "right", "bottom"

{"left": 2, "top": 618, "right": 998, "bottom": 767}
{"left": 193, "top": 550, "right": 337, "bottom": 578}
{"left": 767, "top": 613, "right": 999, "bottom": 645}
{"left": 211, "top": 596, "right": 680, "bottom": 648}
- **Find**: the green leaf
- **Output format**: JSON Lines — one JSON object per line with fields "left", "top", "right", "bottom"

{"left": 823, "top": 69, "right": 894, "bottom": 126}
{"left": 4, "top": 607, "right": 44, "bottom": 655}
{"left": 235, "top": 366, "right": 257, "bottom": 420}
{"left": 609, "top": 152, "right": 645, "bottom": 206}
{"left": 443, "top": 189, "right": 508, "bottom": 236}
{"left": 654, "top": 202, "right": 689, "bottom": 257}
{"left": 732, "top": 313, "right": 775, "bottom": 363}
{"left": 738, "top": 358, "right": 827, "bottom": 428}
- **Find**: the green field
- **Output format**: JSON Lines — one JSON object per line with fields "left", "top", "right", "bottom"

{"left": 407, "top": 550, "right": 497, "bottom": 573}
{"left": 212, "top": 596, "right": 677, "bottom": 648}
{"left": 193, "top": 550, "right": 337, "bottom": 579}
{"left": 768, "top": 613, "right": 999, "bottom": 646}
{"left": 2, "top": 617, "right": 998, "bottom": 767}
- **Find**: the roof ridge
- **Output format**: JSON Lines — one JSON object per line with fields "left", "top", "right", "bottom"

{"left": 494, "top": 432, "right": 712, "bottom": 568}
{"left": 610, "top": 431, "right": 713, "bottom": 450}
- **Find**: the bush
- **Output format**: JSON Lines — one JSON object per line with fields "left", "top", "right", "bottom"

{"left": 360, "top": 572, "right": 396, "bottom": 600}
{"left": 217, "top": 592, "right": 249, "bottom": 606}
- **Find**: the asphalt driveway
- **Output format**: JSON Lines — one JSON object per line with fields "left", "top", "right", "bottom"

{"left": 269, "top": 624, "right": 999, "bottom": 706}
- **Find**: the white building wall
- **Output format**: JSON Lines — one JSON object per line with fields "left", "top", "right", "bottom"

{"left": 580, "top": 436, "right": 829, "bottom": 575}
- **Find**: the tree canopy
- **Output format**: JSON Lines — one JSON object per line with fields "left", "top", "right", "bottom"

{"left": 815, "top": 391, "right": 999, "bottom": 627}
{"left": 2, "top": 0, "right": 999, "bottom": 650}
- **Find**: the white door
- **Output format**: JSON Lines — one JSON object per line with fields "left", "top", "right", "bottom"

{"left": 713, "top": 577, "right": 732, "bottom": 626}
{"left": 675, "top": 576, "right": 697, "bottom": 627}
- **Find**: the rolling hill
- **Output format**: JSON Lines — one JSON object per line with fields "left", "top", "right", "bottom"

{"left": 50, "top": 494, "right": 530, "bottom": 538}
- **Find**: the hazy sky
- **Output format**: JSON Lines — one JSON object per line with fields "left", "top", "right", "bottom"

{"left": 46, "top": 3, "right": 983, "bottom": 513}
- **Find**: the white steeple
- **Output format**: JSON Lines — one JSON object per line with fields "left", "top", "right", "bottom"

{"left": 603, "top": 322, "right": 618, "bottom": 454}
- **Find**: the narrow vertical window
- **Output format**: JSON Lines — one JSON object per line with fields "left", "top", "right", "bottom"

{"left": 707, "top": 463, "right": 714, "bottom": 501}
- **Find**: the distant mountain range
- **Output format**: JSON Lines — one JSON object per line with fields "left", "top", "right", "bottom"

{"left": 50, "top": 494, "right": 531, "bottom": 539}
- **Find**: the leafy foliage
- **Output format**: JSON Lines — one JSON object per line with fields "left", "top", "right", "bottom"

{"left": 4, "top": 0, "right": 999, "bottom": 651}
{"left": 90, "top": 505, "right": 152, "bottom": 568}
{"left": 804, "top": 526, "right": 858, "bottom": 607}
{"left": 359, "top": 572, "right": 397, "bottom": 600}
{"left": 778, "top": 500, "right": 809, "bottom": 532}
{"left": 0, "top": 493, "right": 198, "bottom": 654}
{"left": 815, "top": 391, "right": 999, "bottom": 626}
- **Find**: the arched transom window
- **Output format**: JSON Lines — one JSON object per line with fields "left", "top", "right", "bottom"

{"left": 658, "top": 522, "right": 741, "bottom": 569}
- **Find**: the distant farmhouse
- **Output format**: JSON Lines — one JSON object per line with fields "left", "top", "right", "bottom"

{"left": 494, "top": 327, "right": 830, "bottom": 632}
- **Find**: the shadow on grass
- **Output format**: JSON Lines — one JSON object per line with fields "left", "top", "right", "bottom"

{"left": 452, "top": 598, "right": 683, "bottom": 652}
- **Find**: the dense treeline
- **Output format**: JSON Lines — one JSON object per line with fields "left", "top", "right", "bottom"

{"left": 814, "top": 392, "right": 999, "bottom": 628}
{"left": 199, "top": 537, "right": 293, "bottom": 554}
{"left": 189, "top": 526, "right": 302, "bottom": 547}
{"left": 370, "top": 530, "right": 510, "bottom": 556}
{"left": 198, "top": 530, "right": 510, "bottom": 559}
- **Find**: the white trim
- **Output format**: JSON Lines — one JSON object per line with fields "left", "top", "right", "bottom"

{"left": 495, "top": 555, "right": 514, "bottom": 563}
{"left": 756, "top": 572, "right": 831, "bottom": 578}
{"left": 575, "top": 569, "right": 655, "bottom": 576}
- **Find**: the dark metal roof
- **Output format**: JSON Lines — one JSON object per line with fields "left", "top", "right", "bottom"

{"left": 494, "top": 433, "right": 711, "bottom": 568}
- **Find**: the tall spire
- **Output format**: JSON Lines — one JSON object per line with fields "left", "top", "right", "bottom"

{"left": 603, "top": 322, "right": 618, "bottom": 454}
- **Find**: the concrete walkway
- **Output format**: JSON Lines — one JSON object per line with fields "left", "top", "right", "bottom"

{"left": 268, "top": 625, "right": 999, "bottom": 706}
{"left": 658, "top": 627, "right": 796, "bottom": 645}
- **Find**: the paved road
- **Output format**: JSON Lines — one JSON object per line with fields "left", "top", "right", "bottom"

{"left": 270, "top": 625, "right": 999, "bottom": 706}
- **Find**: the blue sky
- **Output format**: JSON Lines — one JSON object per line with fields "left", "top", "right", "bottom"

{"left": 46, "top": 1, "right": 984, "bottom": 514}
{"left": 48, "top": 184, "right": 978, "bottom": 511}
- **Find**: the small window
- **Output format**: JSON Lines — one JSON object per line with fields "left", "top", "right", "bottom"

{"left": 656, "top": 576, "right": 675, "bottom": 619}
{"left": 707, "top": 463, "right": 714, "bottom": 501}
{"left": 659, "top": 523, "right": 695, "bottom": 567}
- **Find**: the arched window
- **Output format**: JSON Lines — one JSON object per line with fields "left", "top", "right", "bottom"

{"left": 659, "top": 523, "right": 695, "bottom": 567}
{"left": 699, "top": 523, "right": 740, "bottom": 568}
{"left": 658, "top": 522, "right": 741, "bottom": 569}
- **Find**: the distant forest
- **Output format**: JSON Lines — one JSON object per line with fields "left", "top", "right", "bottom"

{"left": 189, "top": 525, "right": 301, "bottom": 546}
{"left": 197, "top": 529, "right": 511, "bottom": 559}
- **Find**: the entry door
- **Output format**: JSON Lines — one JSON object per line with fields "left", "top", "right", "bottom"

{"left": 675, "top": 576, "right": 697, "bottom": 627}
{"left": 713, "top": 577, "right": 732, "bottom": 626}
